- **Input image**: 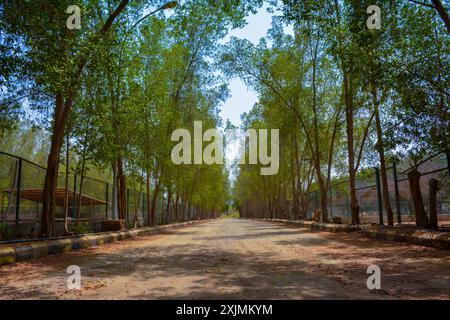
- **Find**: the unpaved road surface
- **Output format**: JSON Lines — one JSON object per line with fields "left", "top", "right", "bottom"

{"left": 1, "top": 219, "right": 449, "bottom": 299}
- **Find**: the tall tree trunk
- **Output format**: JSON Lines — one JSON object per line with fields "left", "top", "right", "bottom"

{"left": 174, "top": 192, "right": 179, "bottom": 222}
{"left": 316, "top": 177, "right": 328, "bottom": 222}
{"left": 137, "top": 177, "right": 143, "bottom": 227}
{"left": 333, "top": 0, "right": 359, "bottom": 224}
{"left": 407, "top": 168, "right": 429, "bottom": 227}
{"left": 291, "top": 133, "right": 300, "bottom": 219}
{"left": 297, "top": 154, "right": 310, "bottom": 220}
{"left": 343, "top": 73, "right": 360, "bottom": 224}
{"left": 291, "top": 170, "right": 298, "bottom": 220}
{"left": 146, "top": 172, "right": 151, "bottom": 226}
{"left": 41, "top": 94, "right": 73, "bottom": 237}
{"left": 112, "top": 161, "right": 118, "bottom": 220}
{"left": 150, "top": 177, "right": 160, "bottom": 225}
{"left": 116, "top": 157, "right": 127, "bottom": 221}
{"left": 371, "top": 82, "right": 394, "bottom": 226}
{"left": 310, "top": 32, "right": 328, "bottom": 222}
{"left": 76, "top": 141, "right": 88, "bottom": 229}
{"left": 39, "top": 0, "right": 132, "bottom": 238}
{"left": 180, "top": 196, "right": 185, "bottom": 222}
{"left": 63, "top": 134, "right": 70, "bottom": 234}
{"left": 165, "top": 188, "right": 172, "bottom": 224}
{"left": 76, "top": 156, "right": 86, "bottom": 230}
{"left": 183, "top": 197, "right": 187, "bottom": 222}
{"left": 429, "top": 179, "right": 439, "bottom": 229}
{"left": 132, "top": 179, "right": 138, "bottom": 228}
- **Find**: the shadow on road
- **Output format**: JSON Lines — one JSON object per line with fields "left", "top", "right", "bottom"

{"left": 1, "top": 219, "right": 449, "bottom": 300}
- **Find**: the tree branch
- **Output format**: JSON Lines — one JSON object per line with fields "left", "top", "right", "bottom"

{"left": 408, "top": 0, "right": 450, "bottom": 33}
{"left": 407, "top": 0, "right": 435, "bottom": 9}
{"left": 355, "top": 111, "right": 376, "bottom": 173}
{"left": 431, "top": 0, "right": 450, "bottom": 33}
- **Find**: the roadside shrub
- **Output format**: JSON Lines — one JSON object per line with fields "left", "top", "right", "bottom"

{"left": 69, "top": 224, "right": 91, "bottom": 235}
{"left": 0, "top": 222, "right": 13, "bottom": 241}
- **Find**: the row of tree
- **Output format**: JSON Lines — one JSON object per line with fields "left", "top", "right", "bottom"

{"left": 0, "top": 0, "right": 265, "bottom": 236}
{"left": 230, "top": 0, "right": 449, "bottom": 225}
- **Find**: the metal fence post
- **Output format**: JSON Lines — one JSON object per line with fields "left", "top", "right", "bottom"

{"left": 315, "top": 190, "right": 319, "bottom": 211}
{"left": 142, "top": 192, "right": 145, "bottom": 225}
{"left": 73, "top": 174, "right": 77, "bottom": 218}
{"left": 345, "top": 192, "right": 350, "bottom": 217}
{"left": 392, "top": 161, "right": 402, "bottom": 224}
{"left": 446, "top": 150, "right": 450, "bottom": 177}
{"left": 126, "top": 188, "right": 130, "bottom": 224}
{"left": 105, "top": 182, "right": 109, "bottom": 219}
{"left": 329, "top": 185, "right": 333, "bottom": 218}
{"left": 375, "top": 167, "right": 384, "bottom": 226}
{"left": 15, "top": 158, "right": 22, "bottom": 224}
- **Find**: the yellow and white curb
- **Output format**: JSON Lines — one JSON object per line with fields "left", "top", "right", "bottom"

{"left": 0, "top": 220, "right": 210, "bottom": 266}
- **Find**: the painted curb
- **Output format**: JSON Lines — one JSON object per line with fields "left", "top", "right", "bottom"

{"left": 257, "top": 218, "right": 450, "bottom": 250}
{"left": 0, "top": 220, "right": 211, "bottom": 266}
{"left": 0, "top": 247, "right": 15, "bottom": 265}
{"left": 259, "top": 219, "right": 361, "bottom": 233}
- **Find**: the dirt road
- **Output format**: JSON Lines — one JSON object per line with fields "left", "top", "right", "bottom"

{"left": 0, "top": 219, "right": 449, "bottom": 299}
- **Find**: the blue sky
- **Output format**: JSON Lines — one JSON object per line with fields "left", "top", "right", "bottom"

{"left": 218, "top": 4, "right": 292, "bottom": 128}
{"left": 217, "top": 5, "right": 293, "bottom": 172}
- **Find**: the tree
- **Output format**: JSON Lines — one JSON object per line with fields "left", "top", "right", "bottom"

{"left": 408, "top": 0, "right": 450, "bottom": 33}
{"left": 221, "top": 18, "right": 344, "bottom": 221}
{"left": 1, "top": 0, "right": 140, "bottom": 236}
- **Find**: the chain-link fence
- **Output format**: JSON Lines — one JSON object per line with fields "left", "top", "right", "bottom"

{"left": 305, "top": 152, "right": 450, "bottom": 227}
{"left": 0, "top": 151, "right": 205, "bottom": 240}
{"left": 240, "top": 151, "right": 450, "bottom": 229}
